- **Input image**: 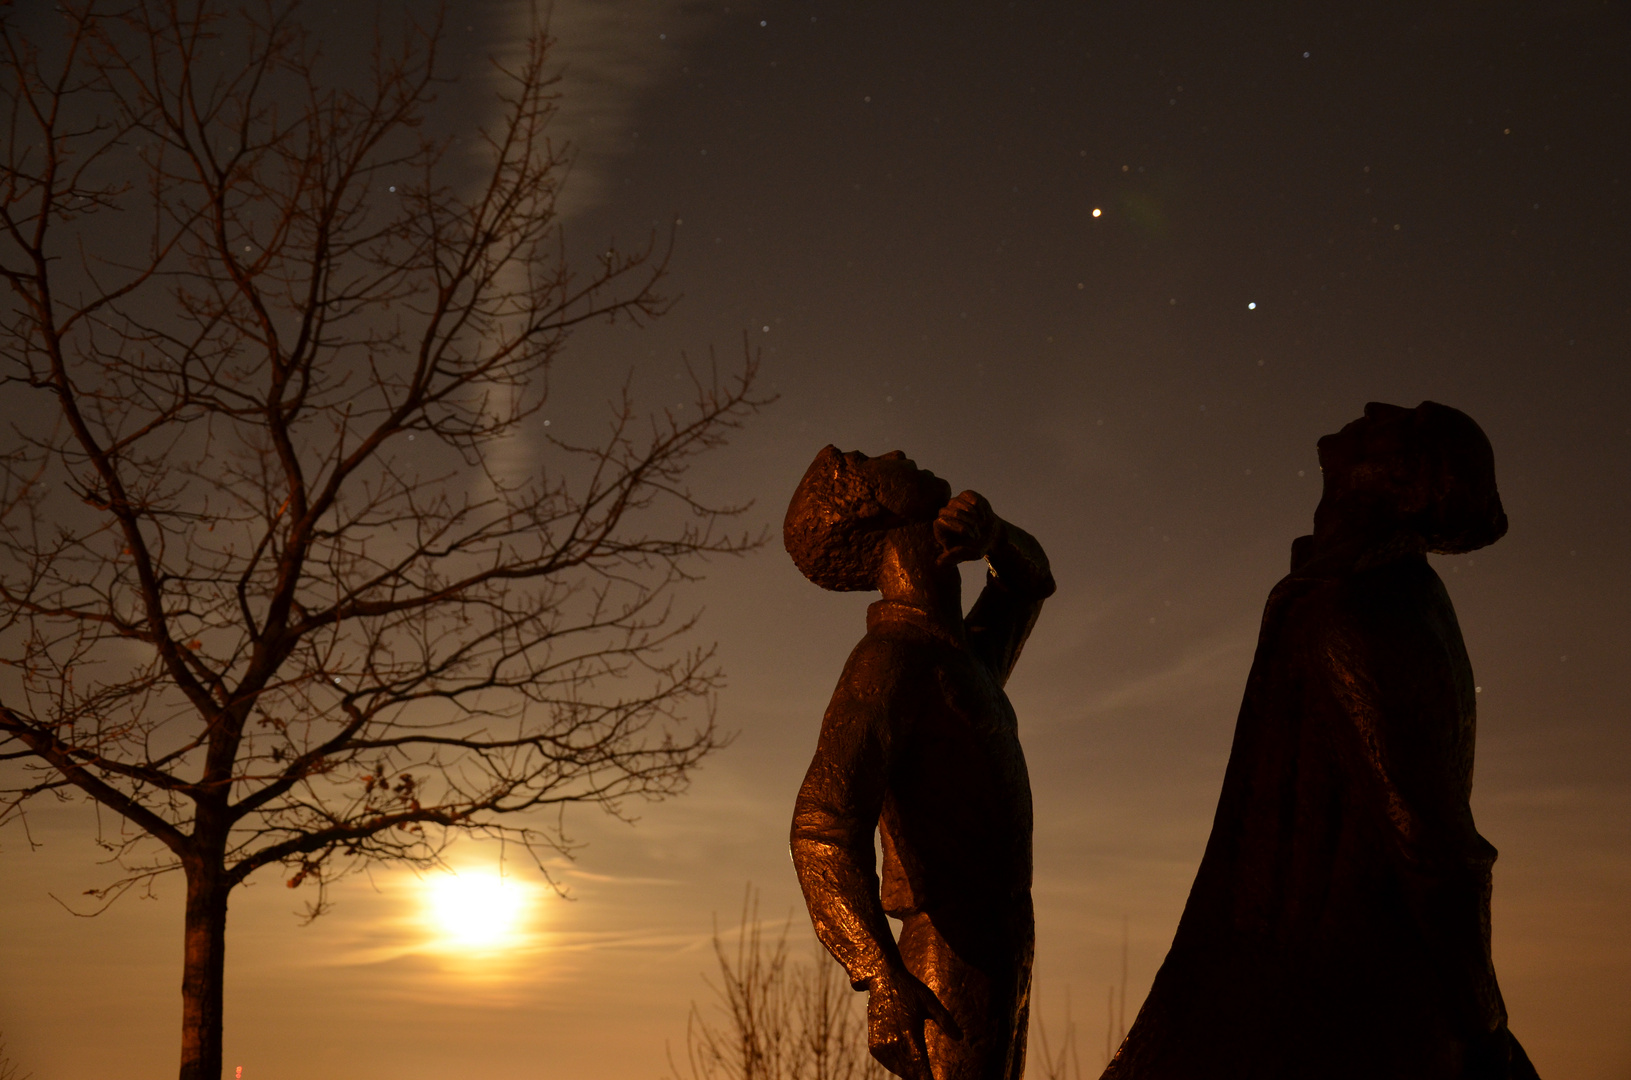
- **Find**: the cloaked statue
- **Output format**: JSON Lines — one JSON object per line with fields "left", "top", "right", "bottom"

{"left": 786, "top": 447, "right": 1055, "bottom": 1080}
{"left": 1104, "top": 402, "right": 1539, "bottom": 1080}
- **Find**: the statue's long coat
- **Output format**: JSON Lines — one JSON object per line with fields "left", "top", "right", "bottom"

{"left": 1103, "top": 540, "right": 1538, "bottom": 1080}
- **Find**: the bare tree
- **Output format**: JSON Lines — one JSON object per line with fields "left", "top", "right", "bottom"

{"left": 671, "top": 889, "right": 884, "bottom": 1080}
{"left": 0, "top": 2, "right": 766, "bottom": 1077}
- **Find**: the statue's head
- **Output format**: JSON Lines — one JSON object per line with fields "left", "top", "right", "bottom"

{"left": 1316, "top": 401, "right": 1507, "bottom": 554}
{"left": 784, "top": 446, "right": 953, "bottom": 591}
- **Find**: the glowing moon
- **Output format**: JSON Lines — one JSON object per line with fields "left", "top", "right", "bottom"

{"left": 424, "top": 871, "right": 527, "bottom": 949}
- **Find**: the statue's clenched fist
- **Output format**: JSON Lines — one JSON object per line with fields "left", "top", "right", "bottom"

{"left": 934, "top": 489, "right": 999, "bottom": 567}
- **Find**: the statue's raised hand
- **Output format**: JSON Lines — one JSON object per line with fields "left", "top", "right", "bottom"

{"left": 934, "top": 490, "right": 999, "bottom": 567}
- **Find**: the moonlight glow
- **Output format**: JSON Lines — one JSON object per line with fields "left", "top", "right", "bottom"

{"left": 424, "top": 871, "right": 528, "bottom": 950}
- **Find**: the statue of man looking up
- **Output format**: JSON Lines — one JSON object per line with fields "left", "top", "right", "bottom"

{"left": 1102, "top": 401, "right": 1537, "bottom": 1080}
{"left": 786, "top": 446, "right": 1056, "bottom": 1080}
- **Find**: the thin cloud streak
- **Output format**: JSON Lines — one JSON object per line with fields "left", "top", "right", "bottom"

{"left": 503, "top": 0, "right": 715, "bottom": 221}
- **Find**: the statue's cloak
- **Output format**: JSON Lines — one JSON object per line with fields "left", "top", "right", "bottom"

{"left": 1103, "top": 541, "right": 1538, "bottom": 1080}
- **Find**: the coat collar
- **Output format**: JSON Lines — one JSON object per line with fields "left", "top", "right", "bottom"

{"left": 866, "top": 599, "right": 967, "bottom": 648}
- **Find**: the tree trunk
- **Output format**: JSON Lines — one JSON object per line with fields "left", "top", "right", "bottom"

{"left": 178, "top": 861, "right": 229, "bottom": 1080}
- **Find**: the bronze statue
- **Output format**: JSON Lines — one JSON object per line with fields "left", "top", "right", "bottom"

{"left": 787, "top": 446, "right": 1056, "bottom": 1080}
{"left": 1103, "top": 402, "right": 1539, "bottom": 1080}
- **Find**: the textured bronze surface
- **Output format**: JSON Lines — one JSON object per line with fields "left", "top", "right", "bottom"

{"left": 787, "top": 447, "right": 1056, "bottom": 1080}
{"left": 1103, "top": 402, "right": 1539, "bottom": 1080}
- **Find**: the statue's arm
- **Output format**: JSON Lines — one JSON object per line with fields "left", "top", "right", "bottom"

{"left": 790, "top": 639, "right": 908, "bottom": 989}
{"left": 965, "top": 516, "right": 1056, "bottom": 684}
{"left": 1308, "top": 602, "right": 1505, "bottom": 1027}
{"left": 1312, "top": 612, "right": 1479, "bottom": 863}
{"left": 791, "top": 642, "right": 959, "bottom": 1077}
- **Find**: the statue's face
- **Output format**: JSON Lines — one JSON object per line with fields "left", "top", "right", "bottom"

{"left": 1316, "top": 402, "right": 1416, "bottom": 494}
{"left": 1312, "top": 401, "right": 1505, "bottom": 551}
{"left": 843, "top": 450, "right": 952, "bottom": 523}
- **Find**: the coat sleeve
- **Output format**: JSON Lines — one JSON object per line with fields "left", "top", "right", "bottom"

{"left": 789, "top": 636, "right": 913, "bottom": 989}
{"left": 1304, "top": 597, "right": 1507, "bottom": 1033}
{"left": 1309, "top": 607, "right": 1484, "bottom": 868}
{"left": 965, "top": 518, "right": 1056, "bottom": 686}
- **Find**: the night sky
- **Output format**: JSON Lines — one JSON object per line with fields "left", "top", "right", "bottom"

{"left": 2, "top": 2, "right": 1628, "bottom": 1077}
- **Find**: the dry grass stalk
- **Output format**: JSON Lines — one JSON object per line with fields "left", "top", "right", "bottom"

{"left": 671, "top": 889, "right": 884, "bottom": 1080}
